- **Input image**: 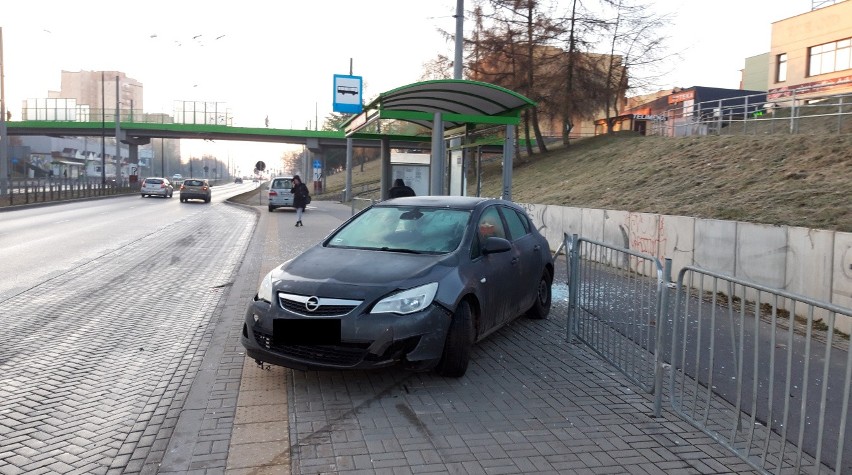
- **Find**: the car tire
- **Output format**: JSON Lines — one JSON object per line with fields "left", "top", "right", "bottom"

{"left": 435, "top": 300, "right": 474, "bottom": 377}
{"left": 141, "top": 194, "right": 146, "bottom": 198}
{"left": 268, "top": 206, "right": 275, "bottom": 212}
{"left": 525, "top": 269, "right": 552, "bottom": 319}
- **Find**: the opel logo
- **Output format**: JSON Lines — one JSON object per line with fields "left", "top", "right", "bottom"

{"left": 305, "top": 296, "right": 320, "bottom": 312}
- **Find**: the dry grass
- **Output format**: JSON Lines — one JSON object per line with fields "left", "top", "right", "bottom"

{"left": 314, "top": 133, "right": 852, "bottom": 232}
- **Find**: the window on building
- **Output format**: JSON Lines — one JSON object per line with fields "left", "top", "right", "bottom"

{"left": 809, "top": 38, "right": 852, "bottom": 76}
{"left": 776, "top": 53, "right": 788, "bottom": 82}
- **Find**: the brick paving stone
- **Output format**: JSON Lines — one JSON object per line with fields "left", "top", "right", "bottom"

{"left": 0, "top": 204, "right": 256, "bottom": 474}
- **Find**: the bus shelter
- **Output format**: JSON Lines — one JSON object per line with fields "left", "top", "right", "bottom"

{"left": 341, "top": 79, "right": 535, "bottom": 201}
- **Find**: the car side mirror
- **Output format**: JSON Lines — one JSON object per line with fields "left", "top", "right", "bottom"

{"left": 482, "top": 236, "right": 511, "bottom": 255}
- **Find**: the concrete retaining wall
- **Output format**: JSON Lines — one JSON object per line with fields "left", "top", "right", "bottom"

{"left": 526, "top": 203, "right": 852, "bottom": 334}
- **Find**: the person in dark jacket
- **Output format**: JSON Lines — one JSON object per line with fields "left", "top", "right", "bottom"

{"left": 388, "top": 178, "right": 416, "bottom": 199}
{"left": 291, "top": 175, "right": 310, "bottom": 227}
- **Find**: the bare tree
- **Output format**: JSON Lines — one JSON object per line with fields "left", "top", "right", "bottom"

{"left": 420, "top": 55, "right": 454, "bottom": 81}
{"left": 597, "top": 0, "right": 672, "bottom": 134}
{"left": 468, "top": 0, "right": 568, "bottom": 155}
{"left": 555, "top": 0, "right": 612, "bottom": 145}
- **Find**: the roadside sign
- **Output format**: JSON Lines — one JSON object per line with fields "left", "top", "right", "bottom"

{"left": 255, "top": 160, "right": 266, "bottom": 172}
{"left": 333, "top": 74, "right": 363, "bottom": 114}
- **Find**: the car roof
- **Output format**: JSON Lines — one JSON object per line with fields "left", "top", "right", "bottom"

{"left": 376, "top": 195, "right": 508, "bottom": 211}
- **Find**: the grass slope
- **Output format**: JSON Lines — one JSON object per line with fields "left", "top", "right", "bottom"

{"left": 320, "top": 133, "right": 852, "bottom": 232}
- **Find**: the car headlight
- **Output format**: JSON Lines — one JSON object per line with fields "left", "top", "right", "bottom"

{"left": 257, "top": 267, "right": 285, "bottom": 303}
{"left": 371, "top": 283, "right": 438, "bottom": 315}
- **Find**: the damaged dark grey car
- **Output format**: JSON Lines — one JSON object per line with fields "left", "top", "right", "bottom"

{"left": 241, "top": 196, "right": 554, "bottom": 377}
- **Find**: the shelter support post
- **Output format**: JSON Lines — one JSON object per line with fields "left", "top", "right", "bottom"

{"left": 430, "top": 112, "right": 445, "bottom": 196}
{"left": 345, "top": 138, "right": 353, "bottom": 202}
{"left": 502, "top": 124, "right": 514, "bottom": 200}
{"left": 380, "top": 136, "right": 390, "bottom": 199}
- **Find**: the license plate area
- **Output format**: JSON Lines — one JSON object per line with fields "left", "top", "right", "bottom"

{"left": 274, "top": 319, "right": 341, "bottom": 345}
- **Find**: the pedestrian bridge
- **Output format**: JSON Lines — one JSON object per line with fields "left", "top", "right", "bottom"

{"left": 6, "top": 120, "right": 436, "bottom": 152}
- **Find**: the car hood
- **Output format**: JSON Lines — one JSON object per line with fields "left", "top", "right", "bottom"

{"left": 272, "top": 245, "right": 458, "bottom": 301}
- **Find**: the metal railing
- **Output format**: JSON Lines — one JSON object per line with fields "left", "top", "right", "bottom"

{"left": 564, "top": 230, "right": 852, "bottom": 473}
{"left": 565, "top": 234, "right": 667, "bottom": 414}
{"left": 669, "top": 267, "right": 852, "bottom": 474}
{"left": 0, "top": 177, "right": 134, "bottom": 207}
{"left": 661, "top": 89, "right": 852, "bottom": 137}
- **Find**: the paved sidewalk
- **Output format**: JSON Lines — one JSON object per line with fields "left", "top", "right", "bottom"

{"left": 162, "top": 196, "right": 756, "bottom": 475}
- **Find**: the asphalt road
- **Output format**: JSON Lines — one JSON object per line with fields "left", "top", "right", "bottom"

{"left": 0, "top": 182, "right": 258, "bottom": 473}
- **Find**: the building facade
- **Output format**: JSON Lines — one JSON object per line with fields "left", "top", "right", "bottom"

{"left": 767, "top": 0, "right": 852, "bottom": 101}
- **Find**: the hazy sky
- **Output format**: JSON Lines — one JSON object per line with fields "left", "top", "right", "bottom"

{"left": 2, "top": 0, "right": 812, "bottom": 171}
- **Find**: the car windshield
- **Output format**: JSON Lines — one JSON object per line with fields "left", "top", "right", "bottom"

{"left": 327, "top": 206, "right": 470, "bottom": 254}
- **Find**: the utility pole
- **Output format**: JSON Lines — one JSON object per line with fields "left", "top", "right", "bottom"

{"left": 115, "top": 75, "right": 121, "bottom": 184}
{"left": 101, "top": 72, "right": 106, "bottom": 185}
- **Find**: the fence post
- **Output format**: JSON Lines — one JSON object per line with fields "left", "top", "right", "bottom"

{"left": 566, "top": 233, "right": 580, "bottom": 342}
{"left": 653, "top": 257, "right": 674, "bottom": 418}
{"left": 790, "top": 89, "right": 797, "bottom": 134}
{"left": 716, "top": 99, "right": 723, "bottom": 135}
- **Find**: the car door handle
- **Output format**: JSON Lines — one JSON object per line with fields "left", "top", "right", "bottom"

{"left": 533, "top": 245, "right": 541, "bottom": 252}
{"left": 511, "top": 257, "right": 519, "bottom": 265}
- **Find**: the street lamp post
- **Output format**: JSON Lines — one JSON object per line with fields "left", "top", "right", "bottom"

{"left": 101, "top": 72, "right": 106, "bottom": 185}
{"left": 115, "top": 75, "right": 121, "bottom": 185}
{"left": 0, "top": 27, "right": 8, "bottom": 195}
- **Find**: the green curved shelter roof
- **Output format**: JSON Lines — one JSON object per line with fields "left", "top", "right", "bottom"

{"left": 343, "top": 79, "right": 536, "bottom": 135}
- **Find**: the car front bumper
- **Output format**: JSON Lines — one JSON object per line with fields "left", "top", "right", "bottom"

{"left": 240, "top": 298, "right": 452, "bottom": 371}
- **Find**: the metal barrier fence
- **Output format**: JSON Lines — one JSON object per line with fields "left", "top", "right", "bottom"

{"left": 1, "top": 178, "right": 132, "bottom": 207}
{"left": 669, "top": 266, "right": 852, "bottom": 474}
{"left": 659, "top": 89, "right": 852, "bottom": 138}
{"left": 564, "top": 232, "right": 852, "bottom": 473}
{"left": 565, "top": 234, "right": 667, "bottom": 415}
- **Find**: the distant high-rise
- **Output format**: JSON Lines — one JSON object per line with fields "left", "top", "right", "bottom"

{"left": 58, "top": 70, "right": 143, "bottom": 115}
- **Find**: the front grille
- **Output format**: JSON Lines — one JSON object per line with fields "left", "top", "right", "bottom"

{"left": 254, "top": 330, "right": 369, "bottom": 366}
{"left": 278, "top": 293, "right": 362, "bottom": 317}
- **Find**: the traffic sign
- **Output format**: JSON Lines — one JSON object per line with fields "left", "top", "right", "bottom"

{"left": 255, "top": 160, "right": 266, "bottom": 172}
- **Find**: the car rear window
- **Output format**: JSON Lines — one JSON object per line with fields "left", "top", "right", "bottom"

{"left": 185, "top": 180, "right": 204, "bottom": 186}
{"left": 271, "top": 178, "right": 292, "bottom": 189}
{"left": 145, "top": 179, "right": 163, "bottom": 184}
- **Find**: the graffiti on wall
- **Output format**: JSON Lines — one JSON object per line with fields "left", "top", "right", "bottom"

{"left": 629, "top": 213, "right": 667, "bottom": 259}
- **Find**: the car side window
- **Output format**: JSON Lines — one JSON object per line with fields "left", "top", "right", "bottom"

{"left": 471, "top": 207, "right": 506, "bottom": 259}
{"left": 502, "top": 207, "right": 531, "bottom": 241}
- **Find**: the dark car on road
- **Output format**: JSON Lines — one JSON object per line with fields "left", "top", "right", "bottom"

{"left": 241, "top": 196, "right": 554, "bottom": 377}
{"left": 179, "top": 179, "right": 211, "bottom": 203}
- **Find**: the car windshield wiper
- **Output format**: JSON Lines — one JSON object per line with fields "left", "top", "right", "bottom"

{"left": 379, "top": 247, "right": 423, "bottom": 254}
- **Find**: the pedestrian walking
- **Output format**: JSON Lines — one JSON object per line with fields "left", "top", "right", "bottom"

{"left": 388, "top": 178, "right": 416, "bottom": 198}
{"left": 291, "top": 175, "right": 310, "bottom": 227}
